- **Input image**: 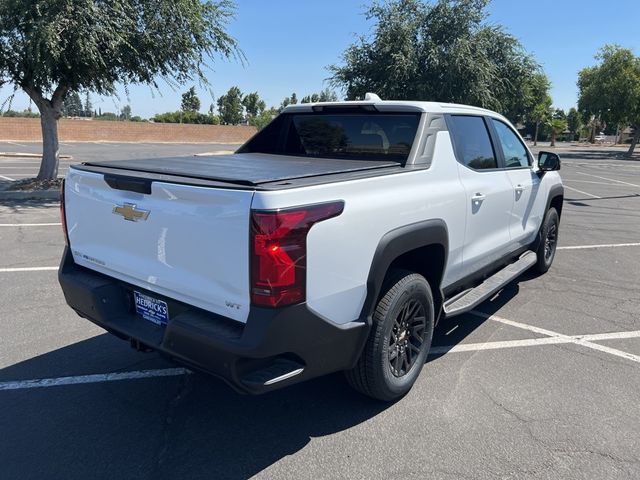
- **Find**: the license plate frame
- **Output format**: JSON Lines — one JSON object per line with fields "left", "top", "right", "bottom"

{"left": 133, "top": 291, "right": 169, "bottom": 326}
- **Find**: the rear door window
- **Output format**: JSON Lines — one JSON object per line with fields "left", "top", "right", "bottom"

{"left": 447, "top": 115, "right": 498, "bottom": 170}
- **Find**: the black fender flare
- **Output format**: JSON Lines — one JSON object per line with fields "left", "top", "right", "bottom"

{"left": 545, "top": 183, "right": 565, "bottom": 218}
{"left": 532, "top": 183, "right": 564, "bottom": 251}
{"left": 360, "top": 219, "right": 449, "bottom": 323}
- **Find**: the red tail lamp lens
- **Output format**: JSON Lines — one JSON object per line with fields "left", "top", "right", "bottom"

{"left": 250, "top": 201, "right": 344, "bottom": 307}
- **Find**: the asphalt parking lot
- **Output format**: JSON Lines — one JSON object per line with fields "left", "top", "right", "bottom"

{"left": 0, "top": 141, "right": 239, "bottom": 183}
{"left": 1, "top": 144, "right": 639, "bottom": 479}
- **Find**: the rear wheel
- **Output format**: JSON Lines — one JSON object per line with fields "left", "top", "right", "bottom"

{"left": 345, "top": 270, "right": 434, "bottom": 401}
{"left": 534, "top": 207, "right": 559, "bottom": 274}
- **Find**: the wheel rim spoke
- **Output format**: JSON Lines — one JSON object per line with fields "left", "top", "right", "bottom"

{"left": 388, "top": 298, "right": 428, "bottom": 377}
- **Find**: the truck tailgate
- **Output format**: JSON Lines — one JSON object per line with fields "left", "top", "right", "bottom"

{"left": 64, "top": 167, "right": 253, "bottom": 323}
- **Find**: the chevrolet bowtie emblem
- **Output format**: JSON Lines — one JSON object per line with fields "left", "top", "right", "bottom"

{"left": 112, "top": 203, "right": 150, "bottom": 222}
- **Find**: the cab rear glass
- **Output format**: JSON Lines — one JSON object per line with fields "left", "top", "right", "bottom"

{"left": 238, "top": 111, "right": 421, "bottom": 163}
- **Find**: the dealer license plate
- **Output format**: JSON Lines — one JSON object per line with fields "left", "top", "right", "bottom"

{"left": 133, "top": 291, "right": 169, "bottom": 326}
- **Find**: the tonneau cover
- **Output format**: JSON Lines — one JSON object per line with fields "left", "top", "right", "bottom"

{"left": 85, "top": 153, "right": 399, "bottom": 186}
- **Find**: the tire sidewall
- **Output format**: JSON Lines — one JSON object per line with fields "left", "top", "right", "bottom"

{"left": 375, "top": 276, "right": 434, "bottom": 399}
{"left": 538, "top": 208, "right": 559, "bottom": 271}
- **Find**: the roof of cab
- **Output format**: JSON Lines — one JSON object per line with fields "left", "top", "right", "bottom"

{"left": 283, "top": 92, "right": 505, "bottom": 119}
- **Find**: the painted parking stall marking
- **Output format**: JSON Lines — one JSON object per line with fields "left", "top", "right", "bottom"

{"left": 0, "top": 368, "right": 190, "bottom": 392}
{"left": 563, "top": 184, "right": 602, "bottom": 199}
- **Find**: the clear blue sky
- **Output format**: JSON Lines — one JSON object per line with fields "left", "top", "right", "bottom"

{"left": 2, "top": 0, "right": 639, "bottom": 118}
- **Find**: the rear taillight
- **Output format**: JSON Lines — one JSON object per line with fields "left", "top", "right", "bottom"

{"left": 250, "top": 201, "right": 344, "bottom": 307}
{"left": 60, "top": 178, "right": 69, "bottom": 245}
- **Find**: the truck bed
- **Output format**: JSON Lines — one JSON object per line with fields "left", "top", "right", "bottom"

{"left": 84, "top": 153, "right": 401, "bottom": 187}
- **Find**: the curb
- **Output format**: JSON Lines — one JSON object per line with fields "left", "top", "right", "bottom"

{"left": 194, "top": 150, "right": 235, "bottom": 156}
{"left": 0, "top": 152, "right": 73, "bottom": 159}
{"left": 0, "top": 189, "right": 60, "bottom": 202}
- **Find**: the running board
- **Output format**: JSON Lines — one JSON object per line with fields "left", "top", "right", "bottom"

{"left": 443, "top": 251, "right": 537, "bottom": 317}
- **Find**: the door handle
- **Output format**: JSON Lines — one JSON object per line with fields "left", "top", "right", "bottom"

{"left": 471, "top": 193, "right": 486, "bottom": 204}
{"left": 515, "top": 184, "right": 526, "bottom": 192}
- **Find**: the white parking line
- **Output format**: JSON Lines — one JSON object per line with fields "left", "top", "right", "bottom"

{"left": 563, "top": 185, "right": 602, "bottom": 199}
{"left": 0, "top": 166, "right": 53, "bottom": 169}
{"left": 431, "top": 330, "right": 640, "bottom": 355}
{"left": 6, "top": 142, "right": 27, "bottom": 148}
{"left": 0, "top": 368, "right": 189, "bottom": 391}
{"left": 469, "top": 311, "right": 640, "bottom": 364}
{"left": 0, "top": 266, "right": 58, "bottom": 273}
{"left": 557, "top": 242, "right": 640, "bottom": 250}
{"left": 564, "top": 162, "right": 640, "bottom": 169}
{"left": 0, "top": 174, "right": 15, "bottom": 181}
{"left": 561, "top": 179, "right": 626, "bottom": 187}
{"left": 0, "top": 223, "right": 62, "bottom": 227}
{"left": 3, "top": 323, "right": 638, "bottom": 392}
{"left": 576, "top": 171, "right": 640, "bottom": 188}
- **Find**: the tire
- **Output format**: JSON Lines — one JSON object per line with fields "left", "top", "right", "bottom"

{"left": 345, "top": 269, "right": 435, "bottom": 401}
{"left": 533, "top": 207, "right": 559, "bottom": 274}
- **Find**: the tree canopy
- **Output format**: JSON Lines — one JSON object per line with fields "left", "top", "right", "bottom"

{"left": 578, "top": 45, "right": 640, "bottom": 154}
{"left": 329, "top": 0, "right": 546, "bottom": 124}
{"left": 242, "top": 91, "right": 266, "bottom": 118}
{"left": 217, "top": 86, "right": 244, "bottom": 124}
{"left": 181, "top": 87, "right": 201, "bottom": 112}
{"left": 0, "top": 0, "right": 241, "bottom": 179}
{"left": 301, "top": 89, "right": 339, "bottom": 103}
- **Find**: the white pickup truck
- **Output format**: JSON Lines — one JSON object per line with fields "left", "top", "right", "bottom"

{"left": 59, "top": 95, "right": 563, "bottom": 401}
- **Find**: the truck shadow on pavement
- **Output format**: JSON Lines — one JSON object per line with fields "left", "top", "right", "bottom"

{"left": 0, "top": 277, "right": 530, "bottom": 480}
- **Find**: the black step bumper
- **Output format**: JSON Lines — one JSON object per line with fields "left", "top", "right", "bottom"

{"left": 58, "top": 248, "right": 369, "bottom": 394}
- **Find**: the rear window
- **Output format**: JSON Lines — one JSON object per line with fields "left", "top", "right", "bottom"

{"left": 239, "top": 112, "right": 421, "bottom": 163}
{"left": 447, "top": 115, "right": 498, "bottom": 170}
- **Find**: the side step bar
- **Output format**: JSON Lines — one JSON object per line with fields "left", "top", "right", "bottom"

{"left": 443, "top": 251, "right": 537, "bottom": 318}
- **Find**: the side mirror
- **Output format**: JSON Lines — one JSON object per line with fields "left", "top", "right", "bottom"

{"left": 538, "top": 151, "right": 561, "bottom": 171}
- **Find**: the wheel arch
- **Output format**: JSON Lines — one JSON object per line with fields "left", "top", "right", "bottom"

{"left": 546, "top": 184, "right": 564, "bottom": 219}
{"left": 361, "top": 219, "right": 449, "bottom": 325}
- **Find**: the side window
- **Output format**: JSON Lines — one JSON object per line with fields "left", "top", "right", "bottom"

{"left": 491, "top": 119, "right": 530, "bottom": 168}
{"left": 448, "top": 115, "right": 497, "bottom": 170}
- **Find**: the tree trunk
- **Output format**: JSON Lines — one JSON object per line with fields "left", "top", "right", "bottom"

{"left": 534, "top": 122, "right": 539, "bottom": 146}
{"left": 550, "top": 131, "right": 556, "bottom": 148}
{"left": 627, "top": 126, "right": 640, "bottom": 156}
{"left": 22, "top": 84, "right": 67, "bottom": 180}
{"left": 38, "top": 106, "right": 60, "bottom": 180}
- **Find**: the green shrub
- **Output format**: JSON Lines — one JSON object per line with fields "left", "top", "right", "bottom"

{"left": 153, "top": 111, "right": 220, "bottom": 124}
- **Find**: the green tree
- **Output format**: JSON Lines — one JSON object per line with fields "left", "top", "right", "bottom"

{"left": 523, "top": 73, "right": 552, "bottom": 146}
{"left": 84, "top": 92, "right": 93, "bottom": 117}
{"left": 61, "top": 91, "right": 83, "bottom": 117}
{"left": 566, "top": 107, "right": 580, "bottom": 140}
{"left": 242, "top": 91, "right": 266, "bottom": 118}
{"left": 0, "top": 0, "right": 241, "bottom": 179}
{"left": 121, "top": 105, "right": 132, "bottom": 121}
{"left": 279, "top": 93, "right": 299, "bottom": 111}
{"left": 301, "top": 94, "right": 320, "bottom": 104}
{"left": 154, "top": 110, "right": 219, "bottom": 124}
{"left": 330, "top": 0, "right": 544, "bottom": 125}
{"left": 217, "top": 86, "right": 244, "bottom": 124}
{"left": 248, "top": 107, "right": 279, "bottom": 130}
{"left": 301, "top": 88, "right": 339, "bottom": 103}
{"left": 578, "top": 45, "right": 640, "bottom": 155}
{"left": 547, "top": 117, "right": 568, "bottom": 147}
{"left": 181, "top": 87, "right": 201, "bottom": 112}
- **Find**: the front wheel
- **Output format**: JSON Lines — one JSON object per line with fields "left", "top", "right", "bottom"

{"left": 345, "top": 270, "right": 435, "bottom": 401}
{"left": 534, "top": 207, "right": 559, "bottom": 274}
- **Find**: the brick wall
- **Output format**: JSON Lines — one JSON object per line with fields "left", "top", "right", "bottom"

{"left": 0, "top": 117, "right": 257, "bottom": 144}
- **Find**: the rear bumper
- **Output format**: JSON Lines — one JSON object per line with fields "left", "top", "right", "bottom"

{"left": 58, "top": 248, "right": 369, "bottom": 394}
